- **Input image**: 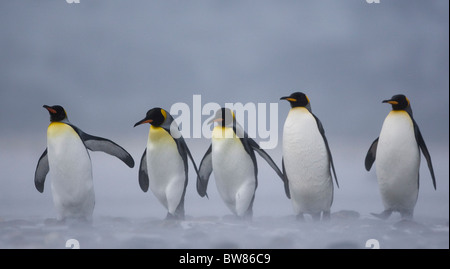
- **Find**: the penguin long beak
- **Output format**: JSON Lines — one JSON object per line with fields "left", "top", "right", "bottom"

{"left": 280, "top": 96, "right": 297, "bottom": 102}
{"left": 134, "top": 118, "right": 153, "bottom": 127}
{"left": 43, "top": 105, "right": 56, "bottom": 114}
{"left": 207, "top": 118, "right": 223, "bottom": 125}
{"left": 382, "top": 99, "right": 398, "bottom": 105}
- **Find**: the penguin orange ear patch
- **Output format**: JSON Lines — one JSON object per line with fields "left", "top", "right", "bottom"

{"left": 160, "top": 109, "right": 167, "bottom": 120}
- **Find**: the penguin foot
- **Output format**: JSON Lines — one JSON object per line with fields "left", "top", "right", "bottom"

{"left": 311, "top": 213, "right": 321, "bottom": 222}
{"left": 165, "top": 212, "right": 184, "bottom": 221}
{"left": 400, "top": 210, "right": 414, "bottom": 220}
{"left": 64, "top": 216, "right": 93, "bottom": 227}
{"left": 242, "top": 210, "right": 253, "bottom": 222}
{"left": 371, "top": 210, "right": 393, "bottom": 220}
{"left": 161, "top": 213, "right": 183, "bottom": 228}
{"left": 241, "top": 214, "right": 253, "bottom": 223}
{"left": 44, "top": 218, "right": 66, "bottom": 226}
{"left": 296, "top": 213, "right": 305, "bottom": 221}
{"left": 322, "top": 211, "right": 331, "bottom": 221}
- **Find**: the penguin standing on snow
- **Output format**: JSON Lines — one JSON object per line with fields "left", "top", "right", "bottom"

{"left": 196, "top": 108, "right": 284, "bottom": 220}
{"left": 134, "top": 108, "right": 199, "bottom": 220}
{"left": 365, "top": 94, "right": 436, "bottom": 220}
{"left": 35, "top": 105, "right": 135, "bottom": 222}
{"left": 280, "top": 92, "right": 338, "bottom": 221}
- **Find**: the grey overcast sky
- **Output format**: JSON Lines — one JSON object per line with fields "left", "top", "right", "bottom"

{"left": 0, "top": 1, "right": 448, "bottom": 222}
{"left": 0, "top": 0, "right": 448, "bottom": 143}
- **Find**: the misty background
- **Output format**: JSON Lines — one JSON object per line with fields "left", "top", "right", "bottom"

{"left": 0, "top": 1, "right": 448, "bottom": 248}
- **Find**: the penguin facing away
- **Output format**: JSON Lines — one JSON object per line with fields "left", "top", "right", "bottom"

{"left": 134, "top": 108, "right": 199, "bottom": 220}
{"left": 196, "top": 108, "right": 284, "bottom": 220}
{"left": 365, "top": 94, "right": 436, "bottom": 220}
{"left": 280, "top": 92, "right": 338, "bottom": 221}
{"left": 35, "top": 105, "right": 135, "bottom": 222}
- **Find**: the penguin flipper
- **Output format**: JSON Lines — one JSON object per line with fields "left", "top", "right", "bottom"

{"left": 247, "top": 138, "right": 284, "bottom": 182}
{"left": 163, "top": 116, "right": 199, "bottom": 185}
{"left": 35, "top": 149, "right": 49, "bottom": 193}
{"left": 164, "top": 120, "right": 193, "bottom": 214}
{"left": 197, "top": 144, "right": 213, "bottom": 198}
{"left": 71, "top": 125, "right": 135, "bottom": 168}
{"left": 173, "top": 137, "right": 192, "bottom": 210}
{"left": 412, "top": 119, "right": 436, "bottom": 189}
{"left": 312, "top": 114, "right": 339, "bottom": 188}
{"left": 233, "top": 122, "right": 259, "bottom": 184}
{"left": 182, "top": 139, "right": 199, "bottom": 177}
{"left": 282, "top": 158, "right": 291, "bottom": 199}
{"left": 365, "top": 138, "right": 379, "bottom": 171}
{"left": 174, "top": 136, "right": 199, "bottom": 179}
{"left": 138, "top": 149, "right": 149, "bottom": 192}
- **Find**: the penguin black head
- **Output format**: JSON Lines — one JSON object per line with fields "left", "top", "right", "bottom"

{"left": 280, "top": 92, "right": 310, "bottom": 108}
{"left": 382, "top": 94, "right": 411, "bottom": 111}
{"left": 134, "top": 107, "right": 167, "bottom": 127}
{"left": 43, "top": 105, "right": 67, "bottom": 122}
{"left": 208, "top": 108, "right": 235, "bottom": 127}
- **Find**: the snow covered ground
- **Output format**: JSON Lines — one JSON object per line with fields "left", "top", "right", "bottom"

{"left": 0, "top": 212, "right": 448, "bottom": 249}
{"left": 0, "top": 140, "right": 448, "bottom": 249}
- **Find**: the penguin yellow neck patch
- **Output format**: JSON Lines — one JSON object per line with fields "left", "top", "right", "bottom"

{"left": 149, "top": 125, "right": 171, "bottom": 141}
{"left": 388, "top": 110, "right": 413, "bottom": 126}
{"left": 212, "top": 126, "right": 237, "bottom": 139}
{"left": 47, "top": 122, "right": 77, "bottom": 138}
{"left": 291, "top": 107, "right": 310, "bottom": 113}
{"left": 389, "top": 110, "right": 409, "bottom": 116}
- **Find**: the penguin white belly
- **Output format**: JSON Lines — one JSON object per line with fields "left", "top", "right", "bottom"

{"left": 376, "top": 111, "right": 420, "bottom": 212}
{"left": 146, "top": 126, "right": 185, "bottom": 215}
{"left": 282, "top": 108, "right": 333, "bottom": 214}
{"left": 212, "top": 127, "right": 256, "bottom": 217}
{"left": 47, "top": 122, "right": 94, "bottom": 220}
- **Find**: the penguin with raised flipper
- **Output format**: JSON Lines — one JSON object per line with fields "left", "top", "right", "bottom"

{"left": 35, "top": 105, "right": 134, "bottom": 222}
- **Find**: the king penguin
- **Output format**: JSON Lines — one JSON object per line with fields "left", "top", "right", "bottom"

{"left": 196, "top": 108, "right": 284, "bottom": 220}
{"left": 35, "top": 105, "right": 135, "bottom": 222}
{"left": 134, "top": 107, "right": 199, "bottom": 220}
{"left": 280, "top": 92, "right": 338, "bottom": 221}
{"left": 365, "top": 94, "right": 436, "bottom": 220}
